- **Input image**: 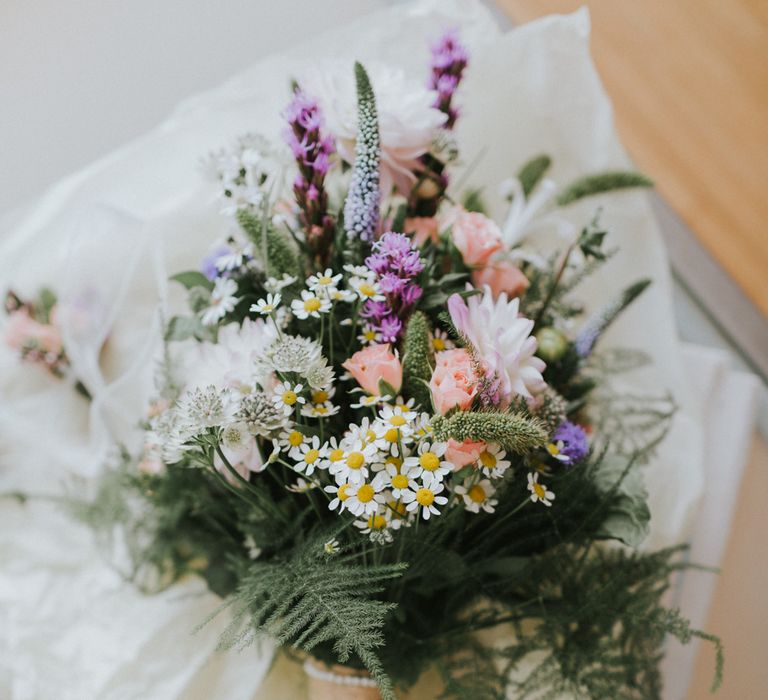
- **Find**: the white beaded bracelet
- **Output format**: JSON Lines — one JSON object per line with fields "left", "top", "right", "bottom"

{"left": 303, "top": 659, "right": 380, "bottom": 688}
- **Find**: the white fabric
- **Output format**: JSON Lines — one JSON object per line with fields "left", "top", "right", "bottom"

{"left": 0, "top": 1, "right": 757, "bottom": 698}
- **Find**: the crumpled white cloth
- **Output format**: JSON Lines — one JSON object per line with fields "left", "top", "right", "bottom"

{"left": 0, "top": 1, "right": 751, "bottom": 698}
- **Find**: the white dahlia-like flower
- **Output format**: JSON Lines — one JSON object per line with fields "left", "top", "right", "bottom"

{"left": 447, "top": 287, "right": 546, "bottom": 403}
{"left": 303, "top": 62, "right": 447, "bottom": 197}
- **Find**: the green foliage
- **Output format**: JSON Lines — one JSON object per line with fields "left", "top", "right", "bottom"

{"left": 462, "top": 188, "right": 487, "bottom": 213}
{"left": 237, "top": 208, "right": 301, "bottom": 280}
{"left": 218, "top": 532, "right": 406, "bottom": 700}
{"left": 401, "top": 311, "right": 434, "bottom": 409}
{"left": 431, "top": 411, "right": 548, "bottom": 453}
{"left": 556, "top": 171, "right": 653, "bottom": 207}
{"left": 169, "top": 270, "right": 214, "bottom": 292}
{"left": 517, "top": 154, "right": 552, "bottom": 197}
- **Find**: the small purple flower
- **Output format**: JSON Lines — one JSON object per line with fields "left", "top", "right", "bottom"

{"left": 379, "top": 315, "right": 403, "bottom": 343}
{"left": 200, "top": 245, "right": 231, "bottom": 281}
{"left": 429, "top": 28, "right": 469, "bottom": 130}
{"left": 550, "top": 421, "right": 589, "bottom": 466}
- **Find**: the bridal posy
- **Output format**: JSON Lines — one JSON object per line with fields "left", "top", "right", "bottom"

{"left": 60, "top": 29, "right": 721, "bottom": 699}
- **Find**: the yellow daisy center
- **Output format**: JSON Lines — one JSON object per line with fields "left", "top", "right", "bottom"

{"left": 384, "top": 428, "right": 400, "bottom": 443}
{"left": 386, "top": 456, "right": 403, "bottom": 470}
{"left": 304, "top": 449, "right": 320, "bottom": 464}
{"left": 329, "top": 448, "right": 344, "bottom": 462}
{"left": 359, "top": 283, "right": 377, "bottom": 298}
{"left": 363, "top": 329, "right": 376, "bottom": 342}
{"left": 314, "top": 406, "right": 329, "bottom": 415}
{"left": 391, "top": 474, "right": 409, "bottom": 490}
{"left": 282, "top": 390, "right": 298, "bottom": 406}
{"left": 312, "top": 390, "right": 329, "bottom": 403}
{"left": 419, "top": 452, "right": 440, "bottom": 472}
{"left": 318, "top": 275, "right": 333, "bottom": 285}
{"left": 367, "top": 514, "right": 386, "bottom": 530}
{"left": 389, "top": 415, "right": 406, "bottom": 427}
{"left": 468, "top": 484, "right": 487, "bottom": 503}
{"left": 356, "top": 484, "right": 375, "bottom": 503}
{"left": 416, "top": 488, "right": 435, "bottom": 506}
{"left": 303, "top": 298, "right": 322, "bottom": 312}
{"left": 546, "top": 443, "right": 561, "bottom": 456}
{"left": 432, "top": 337, "right": 446, "bottom": 351}
{"left": 479, "top": 450, "right": 496, "bottom": 468}
{"left": 347, "top": 452, "right": 365, "bottom": 469}
{"left": 288, "top": 430, "right": 304, "bottom": 447}
{"left": 338, "top": 484, "right": 350, "bottom": 501}
{"left": 533, "top": 483, "right": 546, "bottom": 499}
{"left": 365, "top": 429, "right": 377, "bottom": 443}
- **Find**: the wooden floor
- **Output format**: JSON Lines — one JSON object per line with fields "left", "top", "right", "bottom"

{"left": 500, "top": 0, "right": 768, "bottom": 318}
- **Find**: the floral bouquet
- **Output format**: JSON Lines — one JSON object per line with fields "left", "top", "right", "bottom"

{"left": 62, "top": 29, "right": 721, "bottom": 700}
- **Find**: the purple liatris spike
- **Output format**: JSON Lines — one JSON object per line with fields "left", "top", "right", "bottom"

{"left": 283, "top": 88, "right": 335, "bottom": 259}
{"left": 429, "top": 28, "right": 468, "bottom": 129}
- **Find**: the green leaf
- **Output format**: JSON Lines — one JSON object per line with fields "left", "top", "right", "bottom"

{"left": 593, "top": 455, "right": 651, "bottom": 547}
{"left": 517, "top": 154, "right": 552, "bottom": 197}
{"left": 170, "top": 271, "right": 214, "bottom": 292}
{"left": 165, "top": 315, "right": 204, "bottom": 342}
{"left": 556, "top": 171, "right": 653, "bottom": 207}
{"left": 462, "top": 188, "right": 487, "bottom": 213}
{"left": 378, "top": 379, "right": 398, "bottom": 399}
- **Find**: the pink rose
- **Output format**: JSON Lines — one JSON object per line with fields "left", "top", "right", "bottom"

{"left": 4, "top": 310, "right": 62, "bottom": 355}
{"left": 472, "top": 261, "right": 529, "bottom": 299}
{"left": 429, "top": 348, "right": 479, "bottom": 415}
{"left": 445, "top": 438, "right": 487, "bottom": 469}
{"left": 450, "top": 210, "right": 502, "bottom": 266}
{"left": 342, "top": 343, "right": 403, "bottom": 395}
{"left": 404, "top": 216, "right": 439, "bottom": 247}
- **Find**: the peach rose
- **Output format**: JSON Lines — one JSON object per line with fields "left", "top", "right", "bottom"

{"left": 472, "top": 261, "right": 529, "bottom": 299}
{"left": 343, "top": 343, "right": 403, "bottom": 395}
{"left": 450, "top": 210, "right": 502, "bottom": 266}
{"left": 404, "top": 216, "right": 439, "bottom": 247}
{"left": 429, "top": 348, "right": 479, "bottom": 415}
{"left": 4, "top": 310, "right": 62, "bottom": 355}
{"left": 445, "top": 438, "right": 487, "bottom": 469}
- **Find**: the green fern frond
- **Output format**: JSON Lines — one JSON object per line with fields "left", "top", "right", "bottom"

{"left": 556, "top": 171, "right": 653, "bottom": 207}
{"left": 431, "top": 411, "right": 547, "bottom": 453}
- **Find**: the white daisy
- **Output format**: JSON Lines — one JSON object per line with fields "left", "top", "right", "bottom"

{"left": 527, "top": 472, "right": 555, "bottom": 507}
{"left": 250, "top": 293, "right": 281, "bottom": 316}
{"left": 329, "top": 442, "right": 378, "bottom": 485}
{"left": 349, "top": 277, "right": 385, "bottom": 302}
{"left": 287, "top": 477, "right": 318, "bottom": 493}
{"left": 354, "top": 512, "right": 394, "bottom": 543}
{"left": 342, "top": 418, "right": 382, "bottom": 449}
{"left": 277, "top": 427, "right": 308, "bottom": 459}
{"left": 477, "top": 444, "right": 512, "bottom": 478}
{"left": 264, "top": 274, "right": 298, "bottom": 293}
{"left": 201, "top": 277, "right": 240, "bottom": 326}
{"left": 343, "top": 264, "right": 373, "bottom": 279}
{"left": 351, "top": 393, "right": 390, "bottom": 409}
{"left": 430, "top": 328, "right": 455, "bottom": 352}
{"left": 345, "top": 481, "right": 383, "bottom": 517}
{"left": 379, "top": 404, "right": 417, "bottom": 433}
{"left": 291, "top": 290, "right": 331, "bottom": 319}
{"left": 293, "top": 436, "right": 327, "bottom": 475}
{"left": 307, "top": 269, "right": 342, "bottom": 294}
{"left": 301, "top": 402, "right": 340, "bottom": 418}
{"left": 329, "top": 287, "right": 357, "bottom": 303}
{"left": 215, "top": 243, "right": 253, "bottom": 272}
{"left": 455, "top": 479, "right": 498, "bottom": 514}
{"left": 372, "top": 461, "right": 416, "bottom": 499}
{"left": 272, "top": 381, "right": 306, "bottom": 416}
{"left": 403, "top": 441, "right": 453, "bottom": 486}
{"left": 324, "top": 479, "right": 352, "bottom": 512}
{"left": 323, "top": 437, "right": 347, "bottom": 471}
{"left": 402, "top": 480, "right": 448, "bottom": 520}
{"left": 324, "top": 538, "right": 341, "bottom": 555}
{"left": 357, "top": 324, "right": 383, "bottom": 345}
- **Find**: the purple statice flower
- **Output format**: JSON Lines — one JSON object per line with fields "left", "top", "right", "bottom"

{"left": 550, "top": 421, "right": 589, "bottom": 466}
{"left": 429, "top": 28, "right": 469, "bottom": 129}
{"left": 200, "top": 245, "right": 232, "bottom": 281}
{"left": 362, "top": 232, "right": 424, "bottom": 342}
{"left": 283, "top": 88, "right": 335, "bottom": 260}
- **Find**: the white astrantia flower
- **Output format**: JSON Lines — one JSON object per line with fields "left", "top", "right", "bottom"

{"left": 178, "top": 384, "right": 239, "bottom": 432}
{"left": 236, "top": 393, "right": 287, "bottom": 437}
{"left": 455, "top": 479, "right": 498, "bottom": 514}
{"left": 527, "top": 471, "right": 555, "bottom": 507}
{"left": 345, "top": 481, "right": 383, "bottom": 517}
{"left": 477, "top": 443, "right": 512, "bottom": 478}
{"left": 250, "top": 293, "right": 281, "bottom": 316}
{"left": 148, "top": 407, "right": 193, "bottom": 463}
{"left": 201, "top": 277, "right": 241, "bottom": 326}
{"left": 293, "top": 436, "right": 327, "bottom": 475}
{"left": 272, "top": 381, "right": 306, "bottom": 416}
{"left": 403, "top": 441, "right": 452, "bottom": 486}
{"left": 448, "top": 287, "right": 546, "bottom": 403}
{"left": 304, "top": 62, "right": 446, "bottom": 197}
{"left": 291, "top": 290, "right": 331, "bottom": 320}
{"left": 260, "top": 335, "right": 334, "bottom": 390}
{"left": 307, "top": 269, "right": 342, "bottom": 294}
{"left": 402, "top": 480, "right": 448, "bottom": 520}
{"left": 221, "top": 422, "right": 250, "bottom": 451}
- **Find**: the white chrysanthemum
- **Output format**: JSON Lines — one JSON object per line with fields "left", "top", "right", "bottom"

{"left": 304, "top": 62, "right": 447, "bottom": 196}
{"left": 183, "top": 318, "right": 277, "bottom": 393}
{"left": 448, "top": 287, "right": 546, "bottom": 402}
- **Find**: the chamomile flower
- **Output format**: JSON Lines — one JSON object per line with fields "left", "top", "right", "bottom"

{"left": 413, "top": 412, "right": 435, "bottom": 440}
{"left": 477, "top": 443, "right": 512, "bottom": 478}
{"left": 354, "top": 513, "right": 393, "bottom": 543}
{"left": 329, "top": 442, "right": 378, "bottom": 484}
{"left": 250, "top": 293, "right": 281, "bottom": 316}
{"left": 343, "top": 417, "right": 382, "bottom": 448}
{"left": 323, "top": 437, "right": 347, "bottom": 471}
{"left": 527, "top": 472, "right": 555, "bottom": 507}
{"left": 324, "top": 539, "right": 341, "bottom": 555}
{"left": 351, "top": 393, "right": 390, "bottom": 409}
{"left": 372, "top": 461, "right": 416, "bottom": 498}
{"left": 358, "top": 324, "right": 383, "bottom": 345}
{"left": 349, "top": 277, "right": 385, "bottom": 302}
{"left": 215, "top": 243, "right": 253, "bottom": 272}
{"left": 272, "top": 381, "right": 306, "bottom": 416}
{"left": 307, "top": 269, "right": 342, "bottom": 294}
{"left": 455, "top": 479, "right": 498, "bottom": 514}
{"left": 293, "top": 436, "right": 327, "bottom": 475}
{"left": 430, "top": 328, "right": 455, "bottom": 352}
{"left": 310, "top": 387, "right": 335, "bottom": 404}
{"left": 291, "top": 290, "right": 331, "bottom": 320}
{"left": 404, "top": 441, "right": 452, "bottom": 485}
{"left": 329, "top": 287, "right": 357, "bottom": 303}
{"left": 201, "top": 277, "right": 241, "bottom": 326}
{"left": 343, "top": 264, "right": 373, "bottom": 279}
{"left": 287, "top": 477, "right": 318, "bottom": 493}
{"left": 402, "top": 480, "right": 448, "bottom": 520}
{"left": 264, "top": 274, "right": 298, "bottom": 293}
{"left": 277, "top": 427, "right": 307, "bottom": 458}
{"left": 324, "top": 479, "right": 352, "bottom": 512}
{"left": 301, "top": 401, "right": 340, "bottom": 418}
{"left": 379, "top": 404, "right": 417, "bottom": 433}
{"left": 345, "top": 481, "right": 383, "bottom": 517}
